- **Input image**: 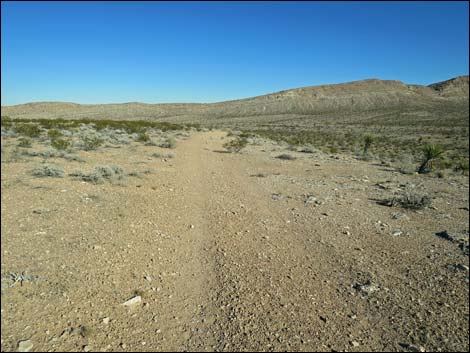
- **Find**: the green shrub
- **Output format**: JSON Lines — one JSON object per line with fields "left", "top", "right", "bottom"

{"left": 223, "top": 137, "right": 248, "bottom": 153}
{"left": 160, "top": 137, "right": 176, "bottom": 149}
{"left": 51, "top": 139, "right": 71, "bottom": 150}
{"left": 363, "top": 134, "right": 374, "bottom": 154}
{"left": 454, "top": 158, "right": 469, "bottom": 175}
{"left": 18, "top": 138, "right": 32, "bottom": 148}
{"left": 136, "top": 132, "right": 150, "bottom": 142}
{"left": 418, "top": 144, "right": 445, "bottom": 174}
{"left": 81, "top": 136, "right": 104, "bottom": 151}
{"left": 48, "top": 129, "right": 63, "bottom": 139}
{"left": 15, "top": 124, "right": 41, "bottom": 137}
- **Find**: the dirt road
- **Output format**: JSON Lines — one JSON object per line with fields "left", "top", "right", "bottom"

{"left": 1, "top": 131, "right": 469, "bottom": 352}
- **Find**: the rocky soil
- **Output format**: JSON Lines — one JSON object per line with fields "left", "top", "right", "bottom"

{"left": 1, "top": 131, "right": 469, "bottom": 352}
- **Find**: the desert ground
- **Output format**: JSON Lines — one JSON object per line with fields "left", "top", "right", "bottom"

{"left": 1, "top": 121, "right": 468, "bottom": 352}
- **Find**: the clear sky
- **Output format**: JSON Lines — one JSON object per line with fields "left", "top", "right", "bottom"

{"left": 1, "top": 1, "right": 468, "bottom": 105}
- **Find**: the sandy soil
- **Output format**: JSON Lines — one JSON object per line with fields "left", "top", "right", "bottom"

{"left": 1, "top": 131, "right": 469, "bottom": 352}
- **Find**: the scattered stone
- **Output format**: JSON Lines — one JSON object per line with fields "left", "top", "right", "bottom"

{"left": 304, "top": 195, "right": 322, "bottom": 205}
{"left": 391, "top": 229, "right": 403, "bottom": 237}
{"left": 17, "top": 340, "right": 33, "bottom": 352}
{"left": 456, "top": 264, "right": 469, "bottom": 272}
{"left": 102, "top": 317, "right": 110, "bottom": 324}
{"left": 391, "top": 212, "right": 409, "bottom": 220}
{"left": 401, "top": 343, "right": 426, "bottom": 352}
{"left": 122, "top": 295, "right": 142, "bottom": 306}
{"left": 271, "top": 193, "right": 283, "bottom": 201}
{"left": 189, "top": 224, "right": 195, "bottom": 229}
{"left": 83, "top": 345, "right": 91, "bottom": 352}
{"left": 32, "top": 208, "right": 50, "bottom": 215}
{"left": 350, "top": 340, "right": 360, "bottom": 347}
{"left": 354, "top": 280, "right": 380, "bottom": 296}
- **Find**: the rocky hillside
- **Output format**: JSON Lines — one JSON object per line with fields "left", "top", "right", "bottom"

{"left": 1, "top": 75, "right": 468, "bottom": 121}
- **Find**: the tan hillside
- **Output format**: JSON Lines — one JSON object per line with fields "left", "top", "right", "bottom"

{"left": 2, "top": 76, "right": 468, "bottom": 122}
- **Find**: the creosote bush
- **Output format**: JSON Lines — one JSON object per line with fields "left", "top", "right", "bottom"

{"left": 160, "top": 137, "right": 176, "bottom": 149}
{"left": 223, "top": 137, "right": 248, "bottom": 153}
{"left": 136, "top": 132, "right": 150, "bottom": 142}
{"left": 81, "top": 136, "right": 104, "bottom": 151}
{"left": 48, "top": 129, "right": 63, "bottom": 139}
{"left": 15, "top": 124, "right": 41, "bottom": 138}
{"left": 51, "top": 139, "right": 71, "bottom": 150}
{"left": 18, "top": 138, "right": 32, "bottom": 148}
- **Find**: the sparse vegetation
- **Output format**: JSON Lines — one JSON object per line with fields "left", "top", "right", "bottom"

{"left": 15, "top": 123, "right": 41, "bottom": 138}
{"left": 32, "top": 164, "right": 64, "bottom": 178}
{"left": 48, "top": 129, "right": 63, "bottom": 139}
{"left": 51, "top": 138, "right": 71, "bottom": 150}
{"left": 70, "top": 165, "right": 125, "bottom": 184}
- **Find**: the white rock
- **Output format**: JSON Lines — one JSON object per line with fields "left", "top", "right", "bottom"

{"left": 122, "top": 296, "right": 142, "bottom": 306}
{"left": 17, "top": 340, "right": 33, "bottom": 352}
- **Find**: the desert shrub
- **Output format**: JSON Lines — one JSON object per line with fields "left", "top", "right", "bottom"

{"left": 223, "top": 137, "right": 248, "bottom": 153}
{"left": 48, "top": 129, "right": 63, "bottom": 139}
{"left": 70, "top": 165, "right": 125, "bottom": 184}
{"left": 160, "top": 137, "right": 176, "bottom": 149}
{"left": 144, "top": 140, "right": 158, "bottom": 146}
{"left": 287, "top": 145, "right": 297, "bottom": 151}
{"left": 379, "top": 191, "right": 432, "bottom": 210}
{"left": 80, "top": 136, "right": 104, "bottom": 151}
{"left": 454, "top": 158, "right": 469, "bottom": 175}
{"left": 276, "top": 153, "right": 296, "bottom": 160}
{"left": 51, "top": 139, "right": 71, "bottom": 150}
{"left": 15, "top": 124, "right": 41, "bottom": 138}
{"left": 136, "top": 132, "right": 150, "bottom": 142}
{"left": 418, "top": 144, "right": 445, "bottom": 174}
{"left": 363, "top": 134, "right": 374, "bottom": 154}
{"left": 18, "top": 138, "right": 32, "bottom": 148}
{"left": 329, "top": 146, "right": 339, "bottom": 154}
{"left": 32, "top": 164, "right": 64, "bottom": 178}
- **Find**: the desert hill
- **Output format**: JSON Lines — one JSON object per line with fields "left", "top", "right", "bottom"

{"left": 1, "top": 76, "right": 468, "bottom": 122}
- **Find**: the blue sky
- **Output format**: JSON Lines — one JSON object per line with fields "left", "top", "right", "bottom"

{"left": 1, "top": 1, "right": 468, "bottom": 105}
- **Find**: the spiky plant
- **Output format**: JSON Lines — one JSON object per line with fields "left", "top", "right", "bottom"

{"left": 363, "top": 134, "right": 374, "bottom": 154}
{"left": 418, "top": 144, "right": 445, "bottom": 174}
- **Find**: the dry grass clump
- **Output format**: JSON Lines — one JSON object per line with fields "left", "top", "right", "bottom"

{"left": 379, "top": 191, "right": 432, "bottom": 210}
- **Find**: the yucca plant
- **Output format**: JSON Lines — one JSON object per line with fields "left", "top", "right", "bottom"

{"left": 418, "top": 144, "right": 445, "bottom": 174}
{"left": 363, "top": 134, "right": 374, "bottom": 154}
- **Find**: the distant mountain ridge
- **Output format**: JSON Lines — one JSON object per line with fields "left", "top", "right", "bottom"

{"left": 2, "top": 75, "right": 468, "bottom": 122}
